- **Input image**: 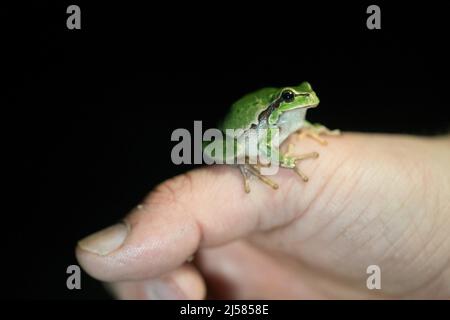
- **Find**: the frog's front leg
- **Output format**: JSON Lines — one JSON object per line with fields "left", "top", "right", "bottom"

{"left": 238, "top": 163, "right": 279, "bottom": 193}
{"left": 296, "top": 120, "right": 341, "bottom": 145}
{"left": 264, "top": 127, "right": 318, "bottom": 183}
{"left": 280, "top": 143, "right": 319, "bottom": 182}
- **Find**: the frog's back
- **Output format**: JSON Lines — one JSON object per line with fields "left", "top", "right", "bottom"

{"left": 221, "top": 87, "right": 278, "bottom": 131}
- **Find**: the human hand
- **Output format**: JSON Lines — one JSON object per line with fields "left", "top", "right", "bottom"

{"left": 76, "top": 133, "right": 450, "bottom": 299}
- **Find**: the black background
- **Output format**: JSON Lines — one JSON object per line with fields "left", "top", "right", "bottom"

{"left": 7, "top": 2, "right": 449, "bottom": 299}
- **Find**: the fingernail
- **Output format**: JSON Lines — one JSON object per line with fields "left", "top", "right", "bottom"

{"left": 144, "top": 280, "right": 185, "bottom": 300}
{"left": 78, "top": 222, "right": 129, "bottom": 256}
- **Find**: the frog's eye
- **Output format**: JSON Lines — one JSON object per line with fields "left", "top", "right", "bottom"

{"left": 281, "top": 90, "right": 295, "bottom": 103}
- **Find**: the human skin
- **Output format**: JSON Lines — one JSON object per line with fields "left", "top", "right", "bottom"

{"left": 76, "top": 133, "right": 450, "bottom": 299}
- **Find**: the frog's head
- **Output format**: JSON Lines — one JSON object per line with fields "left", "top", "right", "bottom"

{"left": 268, "top": 82, "right": 319, "bottom": 125}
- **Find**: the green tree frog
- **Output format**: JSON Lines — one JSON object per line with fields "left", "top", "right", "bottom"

{"left": 204, "top": 82, "right": 340, "bottom": 193}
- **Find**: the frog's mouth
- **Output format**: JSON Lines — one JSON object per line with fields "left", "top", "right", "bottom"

{"left": 306, "top": 103, "right": 319, "bottom": 109}
{"left": 294, "top": 92, "right": 319, "bottom": 109}
{"left": 294, "top": 103, "right": 318, "bottom": 110}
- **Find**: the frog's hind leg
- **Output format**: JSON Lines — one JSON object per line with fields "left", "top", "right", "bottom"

{"left": 281, "top": 144, "right": 319, "bottom": 182}
{"left": 238, "top": 164, "right": 279, "bottom": 193}
{"left": 297, "top": 122, "right": 341, "bottom": 145}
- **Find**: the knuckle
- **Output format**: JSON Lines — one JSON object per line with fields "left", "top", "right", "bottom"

{"left": 145, "top": 172, "right": 195, "bottom": 208}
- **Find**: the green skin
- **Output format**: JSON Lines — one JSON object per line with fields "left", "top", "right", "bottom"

{"left": 206, "top": 82, "right": 321, "bottom": 168}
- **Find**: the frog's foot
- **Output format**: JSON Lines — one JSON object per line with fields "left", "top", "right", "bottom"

{"left": 238, "top": 164, "right": 279, "bottom": 193}
{"left": 296, "top": 123, "right": 341, "bottom": 145}
{"left": 281, "top": 144, "right": 319, "bottom": 182}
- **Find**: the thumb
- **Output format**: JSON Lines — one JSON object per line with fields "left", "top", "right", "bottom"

{"left": 75, "top": 132, "right": 340, "bottom": 282}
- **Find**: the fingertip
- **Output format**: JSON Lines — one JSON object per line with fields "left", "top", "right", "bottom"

{"left": 75, "top": 211, "right": 200, "bottom": 282}
{"left": 107, "top": 264, "right": 206, "bottom": 300}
